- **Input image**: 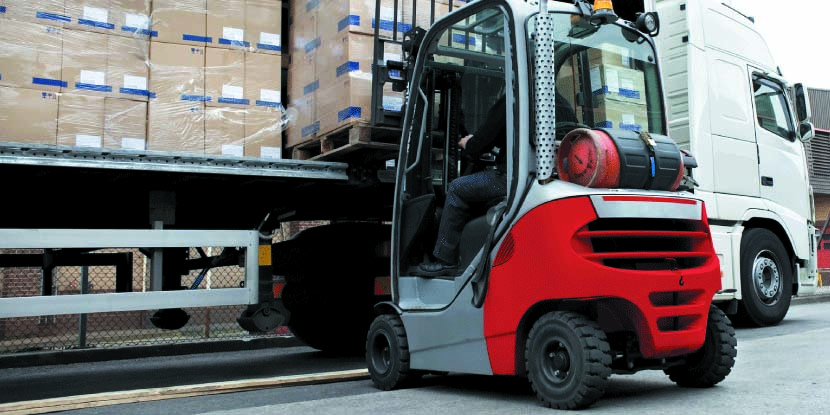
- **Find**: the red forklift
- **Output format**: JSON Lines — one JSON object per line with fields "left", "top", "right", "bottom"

{"left": 365, "top": 0, "right": 737, "bottom": 409}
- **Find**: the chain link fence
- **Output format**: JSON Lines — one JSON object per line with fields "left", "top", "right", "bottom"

{"left": 0, "top": 221, "right": 328, "bottom": 355}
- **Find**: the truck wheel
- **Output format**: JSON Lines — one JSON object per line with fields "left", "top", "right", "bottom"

{"left": 665, "top": 305, "right": 736, "bottom": 387}
{"left": 366, "top": 314, "right": 418, "bottom": 390}
{"left": 738, "top": 228, "right": 792, "bottom": 326}
{"left": 525, "top": 311, "right": 612, "bottom": 410}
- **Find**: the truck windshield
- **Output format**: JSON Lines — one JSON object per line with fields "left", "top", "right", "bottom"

{"left": 528, "top": 13, "right": 665, "bottom": 135}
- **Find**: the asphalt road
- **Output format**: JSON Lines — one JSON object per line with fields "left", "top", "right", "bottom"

{"left": 4, "top": 300, "right": 830, "bottom": 414}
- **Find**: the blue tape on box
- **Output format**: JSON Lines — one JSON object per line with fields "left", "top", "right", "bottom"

{"left": 338, "top": 15, "right": 360, "bottom": 32}
{"left": 452, "top": 33, "right": 476, "bottom": 46}
{"left": 306, "top": 0, "right": 319, "bottom": 12}
{"left": 338, "top": 106, "right": 362, "bottom": 122}
{"left": 76, "top": 83, "right": 113, "bottom": 93}
{"left": 120, "top": 88, "right": 156, "bottom": 98}
{"left": 304, "top": 37, "right": 321, "bottom": 53}
{"left": 592, "top": 86, "right": 641, "bottom": 100}
{"left": 303, "top": 80, "right": 319, "bottom": 96}
{"left": 36, "top": 12, "right": 71, "bottom": 22}
{"left": 122, "top": 26, "right": 157, "bottom": 37}
{"left": 183, "top": 34, "right": 212, "bottom": 43}
{"left": 372, "top": 19, "right": 412, "bottom": 33}
{"left": 389, "top": 69, "right": 401, "bottom": 78}
{"left": 256, "top": 43, "right": 280, "bottom": 51}
{"left": 33, "top": 77, "right": 68, "bottom": 88}
{"left": 0, "top": 6, "right": 6, "bottom": 13}
{"left": 219, "top": 38, "right": 251, "bottom": 47}
{"left": 620, "top": 123, "right": 641, "bottom": 132}
{"left": 595, "top": 121, "right": 613, "bottom": 128}
{"left": 336, "top": 61, "right": 359, "bottom": 78}
{"left": 256, "top": 100, "right": 281, "bottom": 108}
{"left": 302, "top": 121, "right": 320, "bottom": 138}
{"left": 218, "top": 97, "right": 251, "bottom": 105}
{"left": 79, "top": 19, "right": 115, "bottom": 30}
{"left": 181, "top": 94, "right": 211, "bottom": 102}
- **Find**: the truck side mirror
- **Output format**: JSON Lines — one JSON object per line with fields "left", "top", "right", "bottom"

{"left": 799, "top": 121, "right": 815, "bottom": 143}
{"left": 794, "top": 83, "right": 811, "bottom": 123}
{"left": 794, "top": 84, "right": 814, "bottom": 142}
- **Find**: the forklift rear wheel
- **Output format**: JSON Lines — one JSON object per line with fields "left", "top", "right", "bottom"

{"left": 665, "top": 305, "right": 737, "bottom": 387}
{"left": 525, "top": 311, "right": 612, "bottom": 410}
{"left": 366, "top": 314, "right": 418, "bottom": 390}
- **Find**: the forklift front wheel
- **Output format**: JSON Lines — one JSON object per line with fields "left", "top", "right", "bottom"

{"left": 366, "top": 314, "right": 419, "bottom": 390}
{"left": 526, "top": 311, "right": 612, "bottom": 410}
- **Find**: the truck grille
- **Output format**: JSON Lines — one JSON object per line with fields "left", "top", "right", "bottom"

{"left": 574, "top": 218, "right": 711, "bottom": 271}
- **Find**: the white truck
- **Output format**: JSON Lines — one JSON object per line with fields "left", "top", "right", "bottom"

{"left": 645, "top": 0, "right": 819, "bottom": 325}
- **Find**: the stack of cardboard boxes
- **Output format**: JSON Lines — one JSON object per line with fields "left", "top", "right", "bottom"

{"left": 0, "top": 0, "right": 284, "bottom": 159}
{"left": 564, "top": 46, "right": 649, "bottom": 132}
{"left": 285, "top": 0, "right": 468, "bottom": 148}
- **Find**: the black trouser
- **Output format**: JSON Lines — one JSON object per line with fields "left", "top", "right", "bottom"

{"left": 433, "top": 169, "right": 506, "bottom": 264}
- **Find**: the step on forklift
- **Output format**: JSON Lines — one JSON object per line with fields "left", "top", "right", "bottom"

{"left": 366, "top": 0, "right": 736, "bottom": 409}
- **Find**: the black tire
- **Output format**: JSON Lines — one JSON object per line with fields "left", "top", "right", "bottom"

{"left": 737, "top": 228, "right": 792, "bottom": 326}
{"left": 525, "top": 311, "right": 612, "bottom": 410}
{"left": 665, "top": 305, "right": 737, "bottom": 387}
{"left": 366, "top": 314, "right": 417, "bottom": 390}
{"left": 282, "top": 282, "right": 376, "bottom": 355}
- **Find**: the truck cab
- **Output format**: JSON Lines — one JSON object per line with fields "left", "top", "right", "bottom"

{"left": 650, "top": 0, "right": 818, "bottom": 325}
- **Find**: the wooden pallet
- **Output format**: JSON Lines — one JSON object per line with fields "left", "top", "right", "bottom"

{"left": 290, "top": 122, "right": 403, "bottom": 162}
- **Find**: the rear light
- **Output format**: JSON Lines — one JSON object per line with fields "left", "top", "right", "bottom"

{"left": 374, "top": 276, "right": 392, "bottom": 296}
{"left": 273, "top": 280, "right": 286, "bottom": 298}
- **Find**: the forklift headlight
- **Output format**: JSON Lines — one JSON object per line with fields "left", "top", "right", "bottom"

{"left": 635, "top": 12, "right": 660, "bottom": 36}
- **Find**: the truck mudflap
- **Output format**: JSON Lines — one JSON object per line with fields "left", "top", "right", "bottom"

{"left": 482, "top": 195, "right": 721, "bottom": 375}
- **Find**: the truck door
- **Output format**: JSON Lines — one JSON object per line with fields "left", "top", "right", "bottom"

{"left": 751, "top": 73, "right": 812, "bottom": 227}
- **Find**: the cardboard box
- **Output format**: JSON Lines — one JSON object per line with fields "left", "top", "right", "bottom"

{"left": 285, "top": 92, "right": 317, "bottom": 148}
{"left": 205, "top": 47, "right": 246, "bottom": 107}
{"left": 149, "top": 41, "right": 206, "bottom": 101}
{"left": 108, "top": 35, "right": 151, "bottom": 100}
{"left": 0, "top": 20, "right": 64, "bottom": 92}
{"left": 62, "top": 29, "right": 111, "bottom": 96}
{"left": 204, "top": 105, "right": 245, "bottom": 155}
{"left": 590, "top": 98, "right": 649, "bottom": 132}
{"left": 104, "top": 97, "right": 146, "bottom": 149}
{"left": 148, "top": 98, "right": 204, "bottom": 152}
{"left": 245, "top": 0, "right": 281, "bottom": 55}
{"left": 57, "top": 93, "right": 105, "bottom": 147}
{"left": 245, "top": 107, "right": 282, "bottom": 158}
{"left": 151, "top": 0, "right": 207, "bottom": 46}
{"left": 111, "top": 0, "right": 152, "bottom": 37}
{"left": 315, "top": 32, "right": 402, "bottom": 89}
{"left": 2, "top": 0, "right": 69, "bottom": 25}
{"left": 65, "top": 0, "right": 115, "bottom": 34}
{"left": 289, "top": 12, "right": 318, "bottom": 64}
{"left": 244, "top": 52, "right": 281, "bottom": 109}
{"left": 587, "top": 46, "right": 635, "bottom": 69}
{"left": 589, "top": 63, "right": 646, "bottom": 105}
{"left": 0, "top": 86, "right": 58, "bottom": 144}
{"left": 207, "top": 0, "right": 246, "bottom": 50}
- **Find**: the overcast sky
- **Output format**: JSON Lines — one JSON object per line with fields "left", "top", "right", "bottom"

{"left": 729, "top": 1, "right": 829, "bottom": 90}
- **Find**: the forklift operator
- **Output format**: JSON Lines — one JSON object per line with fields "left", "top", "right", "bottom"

{"left": 416, "top": 91, "right": 577, "bottom": 277}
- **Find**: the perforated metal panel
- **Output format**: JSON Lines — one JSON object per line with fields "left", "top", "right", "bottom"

{"left": 534, "top": 10, "right": 557, "bottom": 181}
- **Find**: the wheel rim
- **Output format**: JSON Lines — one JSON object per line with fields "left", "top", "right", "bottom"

{"left": 541, "top": 338, "right": 573, "bottom": 386}
{"left": 371, "top": 331, "right": 392, "bottom": 375}
{"left": 752, "top": 249, "right": 782, "bottom": 305}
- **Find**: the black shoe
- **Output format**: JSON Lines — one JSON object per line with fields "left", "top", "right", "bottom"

{"left": 413, "top": 259, "right": 458, "bottom": 277}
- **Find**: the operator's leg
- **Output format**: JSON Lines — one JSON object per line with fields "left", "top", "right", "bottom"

{"left": 430, "top": 169, "right": 506, "bottom": 269}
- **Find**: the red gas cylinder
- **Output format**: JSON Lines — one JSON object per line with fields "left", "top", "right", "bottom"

{"left": 556, "top": 128, "right": 685, "bottom": 191}
{"left": 556, "top": 128, "right": 621, "bottom": 188}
